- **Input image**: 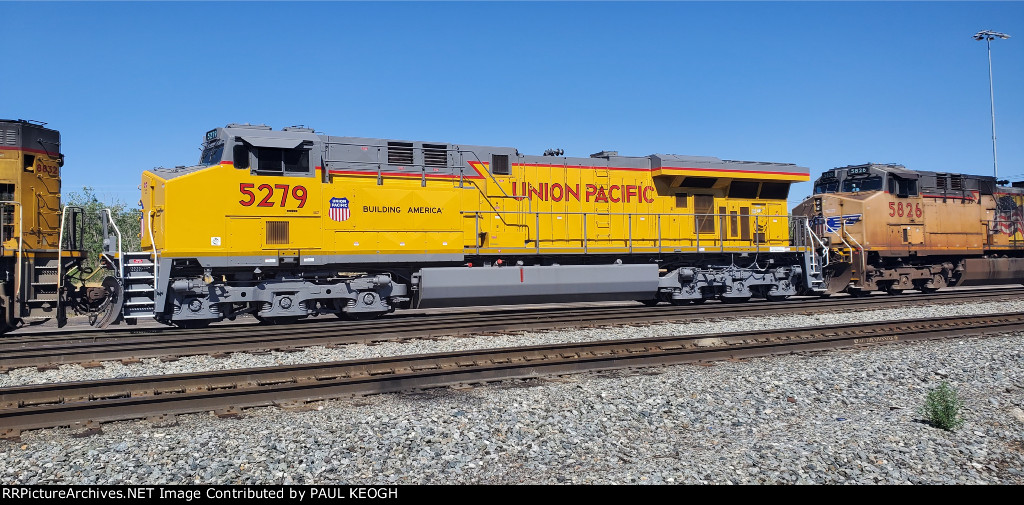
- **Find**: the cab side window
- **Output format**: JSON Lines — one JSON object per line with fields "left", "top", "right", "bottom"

{"left": 254, "top": 147, "right": 309, "bottom": 175}
{"left": 234, "top": 143, "right": 311, "bottom": 176}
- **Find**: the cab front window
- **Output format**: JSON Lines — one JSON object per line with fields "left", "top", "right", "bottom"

{"left": 814, "top": 181, "right": 839, "bottom": 194}
{"left": 200, "top": 144, "right": 224, "bottom": 166}
{"left": 842, "top": 176, "right": 883, "bottom": 193}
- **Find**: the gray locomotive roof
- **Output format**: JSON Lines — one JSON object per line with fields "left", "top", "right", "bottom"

{"left": 652, "top": 154, "right": 808, "bottom": 175}
{"left": 0, "top": 119, "right": 60, "bottom": 151}
{"left": 155, "top": 124, "right": 810, "bottom": 179}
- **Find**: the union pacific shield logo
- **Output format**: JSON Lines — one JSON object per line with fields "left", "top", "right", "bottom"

{"left": 329, "top": 197, "right": 350, "bottom": 222}
{"left": 824, "top": 214, "right": 862, "bottom": 233}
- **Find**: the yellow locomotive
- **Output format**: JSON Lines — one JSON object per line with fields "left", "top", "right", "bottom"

{"left": 794, "top": 163, "right": 1024, "bottom": 295}
{"left": 95, "top": 124, "right": 827, "bottom": 327}
{"left": 0, "top": 119, "right": 96, "bottom": 332}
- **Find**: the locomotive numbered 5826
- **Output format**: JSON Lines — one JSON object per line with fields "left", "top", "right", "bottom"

{"left": 94, "top": 124, "right": 827, "bottom": 328}
{"left": 794, "top": 163, "right": 1024, "bottom": 295}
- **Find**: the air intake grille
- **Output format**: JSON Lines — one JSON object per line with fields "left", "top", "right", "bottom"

{"left": 423, "top": 144, "right": 447, "bottom": 168}
{"left": 491, "top": 154, "right": 510, "bottom": 175}
{"left": 936, "top": 175, "right": 947, "bottom": 190}
{"left": 950, "top": 175, "right": 963, "bottom": 190}
{"left": 387, "top": 142, "right": 413, "bottom": 166}
{"left": 3, "top": 130, "right": 15, "bottom": 145}
{"left": 266, "top": 221, "right": 290, "bottom": 245}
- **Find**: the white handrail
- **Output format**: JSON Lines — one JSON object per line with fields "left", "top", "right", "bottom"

{"left": 148, "top": 210, "right": 159, "bottom": 294}
{"left": 57, "top": 205, "right": 69, "bottom": 316}
{"left": 803, "top": 219, "right": 829, "bottom": 268}
{"left": 102, "top": 208, "right": 124, "bottom": 281}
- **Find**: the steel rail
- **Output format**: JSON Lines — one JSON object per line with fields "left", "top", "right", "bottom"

{"left": 0, "top": 288, "right": 1019, "bottom": 370}
{"left": 0, "top": 288, "right": 1020, "bottom": 370}
{"left": 2, "top": 312, "right": 1023, "bottom": 439}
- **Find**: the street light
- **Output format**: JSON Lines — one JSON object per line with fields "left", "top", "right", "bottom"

{"left": 973, "top": 30, "right": 1011, "bottom": 180}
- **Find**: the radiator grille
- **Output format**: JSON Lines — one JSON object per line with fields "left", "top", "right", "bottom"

{"left": 387, "top": 142, "right": 413, "bottom": 166}
{"left": 266, "top": 221, "right": 290, "bottom": 245}
{"left": 423, "top": 143, "right": 447, "bottom": 168}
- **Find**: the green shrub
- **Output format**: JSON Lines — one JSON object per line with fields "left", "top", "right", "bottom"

{"left": 921, "top": 381, "right": 965, "bottom": 431}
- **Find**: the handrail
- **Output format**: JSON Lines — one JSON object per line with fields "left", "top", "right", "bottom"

{"left": 148, "top": 210, "right": 159, "bottom": 294}
{"left": 0, "top": 201, "right": 24, "bottom": 305}
{"left": 102, "top": 208, "right": 124, "bottom": 281}
{"left": 460, "top": 209, "right": 798, "bottom": 253}
{"left": 56, "top": 205, "right": 69, "bottom": 317}
{"left": 842, "top": 226, "right": 865, "bottom": 259}
{"left": 803, "top": 219, "right": 829, "bottom": 268}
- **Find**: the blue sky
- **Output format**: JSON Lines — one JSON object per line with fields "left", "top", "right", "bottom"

{"left": 3, "top": 1, "right": 1022, "bottom": 207}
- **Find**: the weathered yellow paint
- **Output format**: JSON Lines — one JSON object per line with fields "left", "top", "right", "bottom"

{"left": 0, "top": 147, "right": 68, "bottom": 254}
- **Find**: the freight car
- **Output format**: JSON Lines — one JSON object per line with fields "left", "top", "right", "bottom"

{"left": 793, "top": 163, "right": 1024, "bottom": 295}
{"left": 93, "top": 124, "right": 828, "bottom": 328}
{"left": 0, "top": 119, "right": 107, "bottom": 333}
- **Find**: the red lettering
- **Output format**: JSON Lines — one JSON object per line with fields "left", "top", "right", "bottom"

{"left": 625, "top": 185, "right": 637, "bottom": 203}
{"left": 642, "top": 186, "right": 655, "bottom": 203}
{"left": 889, "top": 202, "right": 896, "bottom": 217}
{"left": 585, "top": 184, "right": 598, "bottom": 202}
{"left": 239, "top": 183, "right": 256, "bottom": 206}
{"left": 551, "top": 183, "right": 563, "bottom": 202}
{"left": 257, "top": 184, "right": 275, "bottom": 207}
{"left": 566, "top": 184, "right": 580, "bottom": 202}
{"left": 529, "top": 184, "right": 543, "bottom": 201}
{"left": 594, "top": 186, "right": 609, "bottom": 203}
{"left": 609, "top": 185, "right": 621, "bottom": 203}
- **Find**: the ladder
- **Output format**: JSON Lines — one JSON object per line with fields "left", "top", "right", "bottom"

{"left": 26, "top": 262, "right": 59, "bottom": 312}
{"left": 121, "top": 252, "right": 156, "bottom": 320}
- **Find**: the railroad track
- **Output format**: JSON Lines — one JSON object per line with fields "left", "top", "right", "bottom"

{"left": 2, "top": 311, "right": 1023, "bottom": 440}
{"left": 1, "top": 287, "right": 1021, "bottom": 370}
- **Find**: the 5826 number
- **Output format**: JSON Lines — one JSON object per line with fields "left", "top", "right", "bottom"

{"left": 239, "top": 183, "right": 307, "bottom": 208}
{"left": 889, "top": 201, "right": 922, "bottom": 218}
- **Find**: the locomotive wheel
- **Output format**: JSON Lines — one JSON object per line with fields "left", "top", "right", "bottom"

{"left": 668, "top": 299, "right": 689, "bottom": 306}
{"left": 720, "top": 297, "right": 751, "bottom": 304}
{"left": 691, "top": 298, "right": 707, "bottom": 304}
{"left": 254, "top": 315, "right": 301, "bottom": 325}
{"left": 175, "top": 320, "right": 212, "bottom": 329}
{"left": 847, "top": 288, "right": 872, "bottom": 297}
{"left": 884, "top": 285, "right": 904, "bottom": 295}
{"left": 639, "top": 299, "right": 660, "bottom": 307}
{"left": 918, "top": 286, "right": 939, "bottom": 294}
{"left": 92, "top": 276, "right": 124, "bottom": 329}
{"left": 338, "top": 312, "right": 383, "bottom": 321}
{"left": 765, "top": 294, "right": 790, "bottom": 302}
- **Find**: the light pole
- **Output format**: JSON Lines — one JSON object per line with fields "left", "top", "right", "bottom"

{"left": 973, "top": 30, "right": 1011, "bottom": 180}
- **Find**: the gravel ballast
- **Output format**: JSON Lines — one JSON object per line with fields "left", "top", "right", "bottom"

{"left": 2, "top": 299, "right": 1024, "bottom": 484}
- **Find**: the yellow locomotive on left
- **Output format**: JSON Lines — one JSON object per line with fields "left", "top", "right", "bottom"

{"left": 0, "top": 119, "right": 99, "bottom": 332}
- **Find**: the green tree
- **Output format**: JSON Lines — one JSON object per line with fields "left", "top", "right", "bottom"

{"left": 62, "top": 187, "right": 143, "bottom": 273}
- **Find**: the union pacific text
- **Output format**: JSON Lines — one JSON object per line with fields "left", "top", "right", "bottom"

{"left": 512, "top": 182, "right": 656, "bottom": 203}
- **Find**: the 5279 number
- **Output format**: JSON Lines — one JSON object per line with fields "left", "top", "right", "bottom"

{"left": 889, "top": 201, "right": 922, "bottom": 218}
{"left": 239, "top": 183, "right": 307, "bottom": 208}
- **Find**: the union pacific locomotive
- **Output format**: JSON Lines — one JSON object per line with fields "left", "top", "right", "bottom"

{"left": 90, "top": 123, "right": 828, "bottom": 328}
{"left": 793, "top": 163, "right": 1024, "bottom": 295}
